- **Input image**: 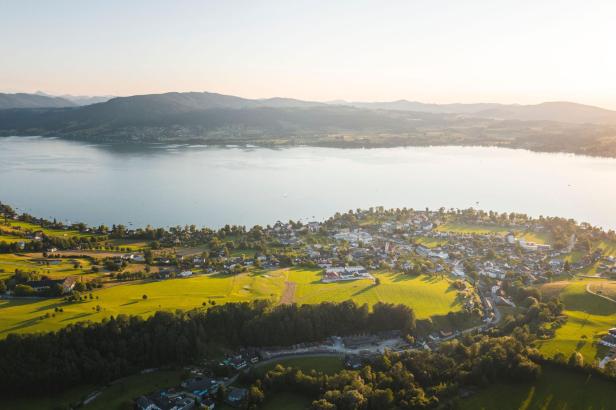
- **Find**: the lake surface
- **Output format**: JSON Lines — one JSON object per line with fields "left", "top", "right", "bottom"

{"left": 1, "top": 136, "right": 615, "bottom": 230}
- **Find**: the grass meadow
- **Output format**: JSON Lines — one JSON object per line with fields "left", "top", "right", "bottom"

{"left": 537, "top": 279, "right": 616, "bottom": 364}
{"left": 460, "top": 365, "right": 615, "bottom": 410}
{"left": 0, "top": 268, "right": 462, "bottom": 337}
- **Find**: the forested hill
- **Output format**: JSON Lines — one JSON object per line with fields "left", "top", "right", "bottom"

{"left": 0, "top": 92, "right": 450, "bottom": 142}
{"left": 1, "top": 91, "right": 616, "bottom": 157}
{"left": 0, "top": 93, "right": 75, "bottom": 109}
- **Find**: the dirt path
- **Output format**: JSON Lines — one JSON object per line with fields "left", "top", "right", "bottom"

{"left": 280, "top": 281, "right": 297, "bottom": 305}
{"left": 586, "top": 283, "right": 616, "bottom": 304}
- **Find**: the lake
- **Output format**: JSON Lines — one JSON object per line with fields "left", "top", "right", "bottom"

{"left": 0, "top": 136, "right": 615, "bottom": 230}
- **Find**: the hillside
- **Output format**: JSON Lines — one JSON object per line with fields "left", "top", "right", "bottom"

{"left": 0, "top": 93, "right": 75, "bottom": 109}
{"left": 1, "top": 91, "right": 616, "bottom": 157}
{"left": 342, "top": 100, "right": 616, "bottom": 124}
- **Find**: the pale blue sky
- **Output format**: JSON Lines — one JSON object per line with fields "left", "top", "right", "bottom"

{"left": 1, "top": 0, "right": 615, "bottom": 108}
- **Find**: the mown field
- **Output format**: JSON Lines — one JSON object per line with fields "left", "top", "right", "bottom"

{"left": 285, "top": 269, "right": 461, "bottom": 318}
{"left": 0, "top": 269, "right": 462, "bottom": 337}
{"left": 435, "top": 222, "right": 551, "bottom": 244}
{"left": 460, "top": 365, "right": 614, "bottom": 410}
{"left": 537, "top": 279, "right": 616, "bottom": 363}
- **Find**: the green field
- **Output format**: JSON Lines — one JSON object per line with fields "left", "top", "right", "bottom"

{"left": 0, "top": 253, "right": 95, "bottom": 280}
{"left": 3, "top": 219, "right": 97, "bottom": 240}
{"left": 460, "top": 365, "right": 615, "bottom": 410}
{"left": 0, "top": 269, "right": 462, "bottom": 337}
{"left": 435, "top": 222, "right": 510, "bottom": 235}
{"left": 537, "top": 280, "right": 615, "bottom": 363}
{"left": 435, "top": 222, "right": 552, "bottom": 245}
{"left": 414, "top": 236, "right": 448, "bottom": 248}
{"left": 286, "top": 270, "right": 461, "bottom": 318}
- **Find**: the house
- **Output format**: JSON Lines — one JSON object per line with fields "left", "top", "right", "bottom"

{"left": 322, "top": 266, "right": 373, "bottom": 283}
{"left": 178, "top": 270, "right": 193, "bottom": 278}
{"left": 24, "top": 277, "right": 75, "bottom": 294}
{"left": 180, "top": 377, "right": 221, "bottom": 399}
{"left": 344, "top": 355, "right": 363, "bottom": 369}
{"left": 225, "top": 388, "right": 248, "bottom": 408}
{"left": 135, "top": 396, "right": 161, "bottom": 410}
{"left": 202, "top": 397, "right": 215, "bottom": 410}
{"left": 242, "top": 349, "right": 260, "bottom": 364}
{"left": 136, "top": 392, "right": 195, "bottom": 410}
{"left": 228, "top": 355, "right": 247, "bottom": 370}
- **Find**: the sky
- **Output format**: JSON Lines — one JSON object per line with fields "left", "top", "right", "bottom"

{"left": 1, "top": 0, "right": 616, "bottom": 108}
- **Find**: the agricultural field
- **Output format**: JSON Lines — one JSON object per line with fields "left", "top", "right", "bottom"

{"left": 284, "top": 269, "right": 462, "bottom": 318}
{"left": 107, "top": 239, "right": 150, "bottom": 251}
{"left": 2, "top": 219, "right": 97, "bottom": 240}
{"left": 0, "top": 268, "right": 462, "bottom": 337}
{"left": 0, "top": 253, "right": 96, "bottom": 280}
{"left": 460, "top": 365, "right": 614, "bottom": 410}
{"left": 537, "top": 279, "right": 616, "bottom": 363}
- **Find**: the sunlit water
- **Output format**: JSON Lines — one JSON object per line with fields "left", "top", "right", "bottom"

{"left": 0, "top": 136, "right": 615, "bottom": 229}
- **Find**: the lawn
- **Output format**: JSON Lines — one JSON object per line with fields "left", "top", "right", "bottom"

{"left": 254, "top": 355, "right": 344, "bottom": 376}
{"left": 460, "top": 365, "right": 615, "bottom": 410}
{"left": 537, "top": 280, "right": 616, "bottom": 364}
{"left": 0, "top": 268, "right": 463, "bottom": 337}
{"left": 4, "top": 369, "right": 184, "bottom": 410}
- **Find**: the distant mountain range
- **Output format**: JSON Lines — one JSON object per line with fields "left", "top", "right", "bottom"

{"left": 0, "top": 92, "right": 114, "bottom": 109}
{"left": 2, "top": 91, "right": 615, "bottom": 124}
{"left": 0, "top": 93, "right": 76, "bottom": 109}
{"left": 337, "top": 100, "right": 616, "bottom": 124}
{"left": 1, "top": 91, "right": 616, "bottom": 157}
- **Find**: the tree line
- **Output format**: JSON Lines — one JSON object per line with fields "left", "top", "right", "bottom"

{"left": 0, "top": 300, "right": 415, "bottom": 397}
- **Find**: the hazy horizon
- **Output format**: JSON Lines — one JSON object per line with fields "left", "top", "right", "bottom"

{"left": 2, "top": 0, "right": 616, "bottom": 109}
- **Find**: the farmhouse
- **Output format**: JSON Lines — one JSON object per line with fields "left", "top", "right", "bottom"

{"left": 322, "top": 266, "right": 373, "bottom": 283}
{"left": 24, "top": 277, "right": 75, "bottom": 294}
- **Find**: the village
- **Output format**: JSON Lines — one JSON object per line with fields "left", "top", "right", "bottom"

{"left": 3, "top": 207, "right": 616, "bottom": 409}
